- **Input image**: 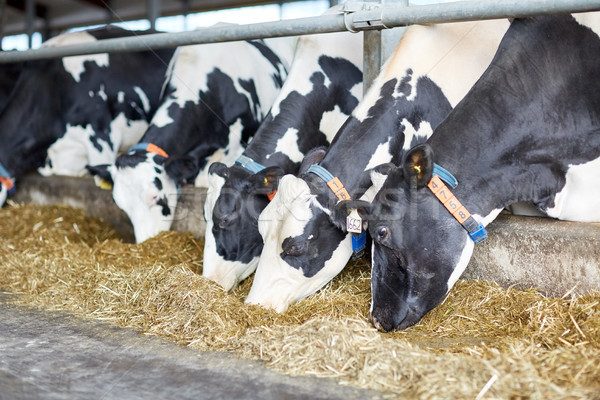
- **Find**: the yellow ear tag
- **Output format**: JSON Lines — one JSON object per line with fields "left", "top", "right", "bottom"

{"left": 413, "top": 165, "right": 421, "bottom": 174}
{"left": 99, "top": 178, "right": 113, "bottom": 190}
{"left": 263, "top": 177, "right": 269, "bottom": 185}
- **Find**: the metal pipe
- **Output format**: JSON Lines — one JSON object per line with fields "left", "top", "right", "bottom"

{"left": 0, "top": 0, "right": 599, "bottom": 63}
{"left": 148, "top": 0, "right": 161, "bottom": 30}
{"left": 25, "top": 0, "right": 35, "bottom": 49}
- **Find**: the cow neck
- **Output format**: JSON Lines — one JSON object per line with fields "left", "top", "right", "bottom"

{"left": 129, "top": 142, "right": 169, "bottom": 158}
{"left": 234, "top": 155, "right": 278, "bottom": 201}
{"left": 305, "top": 163, "right": 367, "bottom": 257}
{"left": 136, "top": 125, "right": 178, "bottom": 159}
{"left": 241, "top": 63, "right": 360, "bottom": 177}
{"left": 426, "top": 14, "right": 600, "bottom": 220}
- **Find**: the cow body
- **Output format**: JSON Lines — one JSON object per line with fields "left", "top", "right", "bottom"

{"left": 364, "top": 13, "right": 600, "bottom": 332}
{"left": 89, "top": 38, "right": 293, "bottom": 243}
{"left": 202, "top": 30, "right": 364, "bottom": 291}
{"left": 245, "top": 20, "right": 510, "bottom": 312}
{"left": 0, "top": 59, "right": 22, "bottom": 111}
{"left": 0, "top": 26, "right": 175, "bottom": 206}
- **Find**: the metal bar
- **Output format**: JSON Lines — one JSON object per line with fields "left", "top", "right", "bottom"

{"left": 148, "top": 0, "right": 161, "bottom": 30}
{"left": 0, "top": 0, "right": 599, "bottom": 63}
{"left": 25, "top": 0, "right": 35, "bottom": 49}
{"left": 363, "top": 0, "right": 408, "bottom": 93}
{"left": 0, "top": 0, "right": 6, "bottom": 49}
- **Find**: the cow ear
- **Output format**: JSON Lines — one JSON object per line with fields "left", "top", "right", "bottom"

{"left": 299, "top": 146, "right": 327, "bottom": 174}
{"left": 253, "top": 166, "right": 284, "bottom": 195}
{"left": 87, "top": 164, "right": 115, "bottom": 187}
{"left": 331, "top": 200, "right": 372, "bottom": 232}
{"left": 370, "top": 162, "right": 395, "bottom": 192}
{"left": 402, "top": 144, "right": 433, "bottom": 189}
{"left": 208, "top": 162, "right": 229, "bottom": 179}
{"left": 165, "top": 156, "right": 200, "bottom": 185}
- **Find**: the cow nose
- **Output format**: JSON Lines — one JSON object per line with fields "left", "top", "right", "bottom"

{"left": 369, "top": 311, "right": 386, "bottom": 332}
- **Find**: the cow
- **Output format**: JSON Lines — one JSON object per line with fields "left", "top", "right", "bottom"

{"left": 245, "top": 19, "right": 511, "bottom": 313}
{"left": 87, "top": 37, "right": 293, "bottom": 243}
{"left": 0, "top": 26, "right": 175, "bottom": 207}
{"left": 0, "top": 59, "right": 22, "bottom": 111}
{"left": 353, "top": 13, "right": 600, "bottom": 332}
{"left": 202, "top": 30, "right": 363, "bottom": 291}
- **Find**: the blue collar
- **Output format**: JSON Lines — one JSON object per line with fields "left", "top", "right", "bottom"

{"left": 433, "top": 163, "right": 457, "bottom": 188}
{"left": 0, "top": 162, "right": 11, "bottom": 180}
{"left": 0, "top": 161, "right": 15, "bottom": 195}
{"left": 129, "top": 142, "right": 169, "bottom": 158}
{"left": 306, "top": 164, "right": 336, "bottom": 183}
{"left": 235, "top": 155, "right": 266, "bottom": 174}
{"left": 429, "top": 164, "right": 487, "bottom": 243}
{"left": 307, "top": 163, "right": 367, "bottom": 256}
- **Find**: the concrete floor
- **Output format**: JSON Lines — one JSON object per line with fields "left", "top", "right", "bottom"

{"left": 0, "top": 293, "right": 385, "bottom": 400}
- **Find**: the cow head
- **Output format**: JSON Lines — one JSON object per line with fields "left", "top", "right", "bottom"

{"left": 245, "top": 173, "right": 354, "bottom": 312}
{"left": 355, "top": 144, "right": 476, "bottom": 331}
{"left": 88, "top": 149, "right": 184, "bottom": 243}
{"left": 202, "top": 161, "right": 284, "bottom": 291}
{"left": 245, "top": 160, "right": 388, "bottom": 312}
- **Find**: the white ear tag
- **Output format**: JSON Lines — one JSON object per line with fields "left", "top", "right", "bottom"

{"left": 346, "top": 208, "right": 363, "bottom": 234}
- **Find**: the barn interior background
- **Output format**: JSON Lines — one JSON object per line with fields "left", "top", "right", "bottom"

{"left": 1, "top": 0, "right": 600, "bottom": 398}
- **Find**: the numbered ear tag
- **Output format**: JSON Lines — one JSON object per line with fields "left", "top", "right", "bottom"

{"left": 346, "top": 208, "right": 363, "bottom": 234}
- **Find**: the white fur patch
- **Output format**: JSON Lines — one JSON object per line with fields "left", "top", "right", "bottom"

{"left": 365, "top": 137, "right": 392, "bottom": 170}
{"left": 573, "top": 12, "right": 600, "bottom": 38}
{"left": 194, "top": 119, "right": 245, "bottom": 187}
{"left": 545, "top": 156, "right": 600, "bottom": 222}
{"left": 270, "top": 128, "right": 304, "bottom": 163}
{"left": 269, "top": 32, "right": 362, "bottom": 118}
{"left": 319, "top": 105, "right": 349, "bottom": 142}
{"left": 401, "top": 119, "right": 433, "bottom": 150}
{"left": 0, "top": 185, "right": 7, "bottom": 207}
{"left": 45, "top": 31, "right": 109, "bottom": 83}
{"left": 97, "top": 85, "right": 107, "bottom": 101}
{"left": 38, "top": 124, "right": 92, "bottom": 177}
{"left": 110, "top": 113, "right": 148, "bottom": 152}
{"left": 133, "top": 86, "right": 151, "bottom": 114}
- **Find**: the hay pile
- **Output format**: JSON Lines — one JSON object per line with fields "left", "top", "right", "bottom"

{"left": 1, "top": 202, "right": 599, "bottom": 399}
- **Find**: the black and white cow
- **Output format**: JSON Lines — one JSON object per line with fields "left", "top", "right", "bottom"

{"left": 245, "top": 19, "right": 511, "bottom": 312}
{"left": 202, "top": 30, "right": 363, "bottom": 291}
{"left": 352, "top": 13, "right": 600, "bottom": 332}
{"left": 0, "top": 59, "right": 22, "bottom": 111}
{"left": 0, "top": 26, "right": 175, "bottom": 207}
{"left": 88, "top": 38, "right": 293, "bottom": 243}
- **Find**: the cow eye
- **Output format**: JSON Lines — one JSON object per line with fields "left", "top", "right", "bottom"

{"left": 375, "top": 226, "right": 389, "bottom": 241}
{"left": 282, "top": 238, "right": 307, "bottom": 257}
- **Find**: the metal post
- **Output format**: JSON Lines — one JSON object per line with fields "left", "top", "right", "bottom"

{"left": 363, "top": 0, "right": 407, "bottom": 94}
{"left": 0, "top": 0, "right": 6, "bottom": 50}
{"left": 148, "top": 0, "right": 160, "bottom": 31}
{"left": 105, "top": 0, "right": 114, "bottom": 25}
{"left": 0, "top": 0, "right": 599, "bottom": 63}
{"left": 181, "top": 0, "right": 190, "bottom": 31}
{"left": 26, "top": 0, "right": 35, "bottom": 49}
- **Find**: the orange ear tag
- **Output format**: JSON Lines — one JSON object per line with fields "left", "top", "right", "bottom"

{"left": 267, "top": 190, "right": 277, "bottom": 201}
{"left": 327, "top": 177, "right": 351, "bottom": 201}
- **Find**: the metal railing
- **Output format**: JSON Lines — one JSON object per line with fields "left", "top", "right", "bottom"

{"left": 0, "top": 0, "right": 599, "bottom": 63}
